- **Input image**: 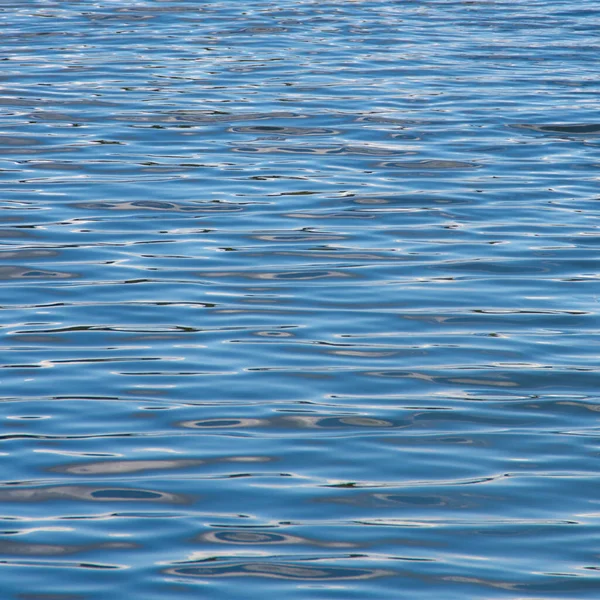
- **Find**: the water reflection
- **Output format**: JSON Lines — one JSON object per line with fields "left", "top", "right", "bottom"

{"left": 513, "top": 123, "right": 600, "bottom": 135}
{"left": 2, "top": 0, "right": 599, "bottom": 598}
{"left": 0, "top": 267, "right": 77, "bottom": 280}
{"left": 0, "top": 540, "right": 136, "bottom": 556}
{"left": 229, "top": 126, "right": 339, "bottom": 136}
{"left": 49, "top": 459, "right": 202, "bottom": 475}
{"left": 198, "top": 530, "right": 299, "bottom": 545}
{"left": 165, "top": 561, "right": 388, "bottom": 580}
{"left": 0, "top": 486, "right": 187, "bottom": 504}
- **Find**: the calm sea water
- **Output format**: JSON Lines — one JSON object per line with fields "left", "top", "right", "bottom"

{"left": 1, "top": 1, "right": 600, "bottom": 598}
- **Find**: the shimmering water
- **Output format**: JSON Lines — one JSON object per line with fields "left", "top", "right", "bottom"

{"left": 1, "top": 1, "right": 600, "bottom": 598}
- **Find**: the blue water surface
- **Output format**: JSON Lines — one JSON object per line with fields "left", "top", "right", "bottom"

{"left": 1, "top": 1, "right": 600, "bottom": 598}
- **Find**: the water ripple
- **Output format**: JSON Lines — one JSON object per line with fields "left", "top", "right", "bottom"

{"left": 1, "top": 0, "right": 599, "bottom": 599}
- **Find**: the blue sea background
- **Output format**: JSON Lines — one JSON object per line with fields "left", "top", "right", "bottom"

{"left": 1, "top": 1, "right": 600, "bottom": 598}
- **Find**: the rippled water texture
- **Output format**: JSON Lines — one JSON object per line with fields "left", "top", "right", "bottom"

{"left": 1, "top": 1, "right": 600, "bottom": 598}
